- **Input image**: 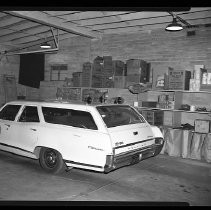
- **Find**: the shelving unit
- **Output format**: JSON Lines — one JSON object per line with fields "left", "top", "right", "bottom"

{"left": 137, "top": 89, "right": 211, "bottom": 128}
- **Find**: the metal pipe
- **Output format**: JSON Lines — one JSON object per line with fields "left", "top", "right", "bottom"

{"left": 50, "top": 27, "right": 59, "bottom": 48}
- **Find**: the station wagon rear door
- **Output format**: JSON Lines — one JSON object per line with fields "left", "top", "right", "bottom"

{"left": 96, "top": 105, "right": 155, "bottom": 155}
{"left": 108, "top": 123, "right": 155, "bottom": 155}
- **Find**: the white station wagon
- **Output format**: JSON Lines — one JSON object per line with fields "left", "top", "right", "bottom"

{"left": 0, "top": 100, "right": 164, "bottom": 174}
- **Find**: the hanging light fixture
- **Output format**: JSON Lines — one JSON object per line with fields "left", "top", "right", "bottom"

{"left": 165, "top": 17, "right": 183, "bottom": 32}
{"left": 40, "top": 41, "right": 51, "bottom": 49}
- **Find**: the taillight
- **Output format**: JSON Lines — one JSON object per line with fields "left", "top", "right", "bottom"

{"left": 155, "top": 138, "right": 164, "bottom": 145}
{"left": 105, "top": 155, "right": 114, "bottom": 168}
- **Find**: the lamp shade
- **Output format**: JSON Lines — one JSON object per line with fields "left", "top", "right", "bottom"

{"left": 165, "top": 17, "right": 183, "bottom": 31}
{"left": 40, "top": 42, "right": 51, "bottom": 49}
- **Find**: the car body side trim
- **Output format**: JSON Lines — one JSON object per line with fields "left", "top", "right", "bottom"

{"left": 114, "top": 138, "right": 155, "bottom": 149}
{"left": 64, "top": 159, "right": 103, "bottom": 169}
{"left": 0, "top": 142, "right": 34, "bottom": 154}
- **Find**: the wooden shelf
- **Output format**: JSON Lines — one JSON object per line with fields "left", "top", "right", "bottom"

{"left": 148, "top": 89, "right": 211, "bottom": 94}
{"left": 137, "top": 107, "right": 211, "bottom": 115}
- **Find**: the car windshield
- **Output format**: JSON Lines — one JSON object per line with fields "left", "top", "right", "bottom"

{"left": 96, "top": 105, "right": 145, "bottom": 128}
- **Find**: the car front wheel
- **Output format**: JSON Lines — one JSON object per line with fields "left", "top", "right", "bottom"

{"left": 39, "top": 147, "right": 66, "bottom": 174}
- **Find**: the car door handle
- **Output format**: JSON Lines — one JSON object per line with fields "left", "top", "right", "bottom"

{"left": 30, "top": 128, "right": 37, "bottom": 131}
{"left": 4, "top": 124, "right": 10, "bottom": 127}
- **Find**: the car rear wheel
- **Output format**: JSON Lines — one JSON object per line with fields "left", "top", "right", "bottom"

{"left": 39, "top": 147, "right": 66, "bottom": 174}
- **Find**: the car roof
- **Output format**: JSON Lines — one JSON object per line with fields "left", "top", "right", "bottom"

{"left": 6, "top": 99, "right": 130, "bottom": 109}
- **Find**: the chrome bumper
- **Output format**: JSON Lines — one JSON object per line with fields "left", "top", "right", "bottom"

{"left": 104, "top": 143, "right": 163, "bottom": 173}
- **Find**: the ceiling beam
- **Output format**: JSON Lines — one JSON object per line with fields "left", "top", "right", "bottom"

{"left": 4, "top": 11, "right": 101, "bottom": 39}
{"left": 82, "top": 9, "right": 211, "bottom": 27}
{"left": 1, "top": 31, "right": 76, "bottom": 52}
{"left": 0, "top": 25, "right": 48, "bottom": 40}
{"left": 64, "top": 12, "right": 137, "bottom": 22}
{"left": 7, "top": 31, "right": 74, "bottom": 46}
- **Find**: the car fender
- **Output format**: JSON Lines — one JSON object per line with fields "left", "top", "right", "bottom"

{"left": 33, "top": 126, "right": 66, "bottom": 158}
{"left": 150, "top": 125, "right": 164, "bottom": 139}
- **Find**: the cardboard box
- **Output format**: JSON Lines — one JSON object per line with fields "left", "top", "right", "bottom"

{"left": 141, "top": 101, "right": 157, "bottom": 108}
{"left": 189, "top": 79, "right": 201, "bottom": 91}
{"left": 194, "top": 65, "right": 204, "bottom": 80}
{"left": 167, "top": 101, "right": 175, "bottom": 109}
{"left": 140, "top": 110, "right": 163, "bottom": 126}
{"left": 163, "top": 111, "right": 181, "bottom": 127}
{"left": 72, "top": 72, "right": 82, "bottom": 87}
{"left": 207, "top": 73, "right": 211, "bottom": 84}
{"left": 194, "top": 119, "right": 211, "bottom": 133}
{"left": 158, "top": 94, "right": 168, "bottom": 103}
{"left": 126, "top": 74, "right": 141, "bottom": 87}
{"left": 168, "top": 69, "right": 191, "bottom": 90}
{"left": 113, "top": 60, "right": 125, "bottom": 76}
{"left": 114, "top": 76, "right": 126, "bottom": 88}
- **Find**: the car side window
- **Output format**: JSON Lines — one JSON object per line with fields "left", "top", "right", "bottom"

{"left": 0, "top": 105, "right": 21, "bottom": 121}
{"left": 19, "top": 106, "right": 40, "bottom": 123}
{"left": 42, "top": 107, "right": 98, "bottom": 130}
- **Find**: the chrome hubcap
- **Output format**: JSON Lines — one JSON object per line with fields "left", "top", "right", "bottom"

{"left": 44, "top": 150, "right": 57, "bottom": 168}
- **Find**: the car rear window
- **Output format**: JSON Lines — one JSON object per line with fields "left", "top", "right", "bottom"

{"left": 42, "top": 107, "right": 98, "bottom": 130}
{"left": 96, "top": 105, "right": 145, "bottom": 128}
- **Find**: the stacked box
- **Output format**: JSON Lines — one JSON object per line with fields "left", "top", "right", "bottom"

{"left": 126, "top": 59, "right": 141, "bottom": 74}
{"left": 72, "top": 72, "right": 82, "bottom": 87}
{"left": 102, "top": 77, "right": 114, "bottom": 88}
{"left": 102, "top": 67, "right": 114, "bottom": 86}
{"left": 82, "top": 88, "right": 96, "bottom": 102}
{"left": 102, "top": 56, "right": 114, "bottom": 88}
{"left": 164, "top": 73, "right": 169, "bottom": 89}
{"left": 92, "top": 57, "right": 103, "bottom": 88}
{"left": 82, "top": 62, "right": 92, "bottom": 87}
{"left": 168, "top": 69, "right": 191, "bottom": 90}
{"left": 141, "top": 101, "right": 157, "bottom": 108}
{"left": 194, "top": 119, "right": 211, "bottom": 133}
{"left": 93, "top": 62, "right": 102, "bottom": 75}
{"left": 103, "top": 56, "right": 112, "bottom": 70}
{"left": 92, "top": 75, "right": 103, "bottom": 88}
{"left": 113, "top": 60, "right": 125, "bottom": 76}
{"left": 193, "top": 65, "right": 204, "bottom": 80}
{"left": 207, "top": 73, "right": 211, "bottom": 84}
{"left": 125, "top": 63, "right": 127, "bottom": 76}
{"left": 200, "top": 69, "right": 211, "bottom": 91}
{"left": 62, "top": 87, "right": 81, "bottom": 101}
{"left": 141, "top": 110, "right": 164, "bottom": 126}
{"left": 189, "top": 79, "right": 199, "bottom": 91}
{"left": 63, "top": 77, "right": 73, "bottom": 87}
{"left": 93, "top": 56, "right": 104, "bottom": 65}
{"left": 126, "top": 59, "right": 150, "bottom": 83}
{"left": 126, "top": 74, "right": 141, "bottom": 87}
{"left": 140, "top": 60, "right": 150, "bottom": 83}
{"left": 163, "top": 111, "right": 181, "bottom": 127}
{"left": 157, "top": 92, "right": 176, "bottom": 109}
{"left": 93, "top": 56, "right": 103, "bottom": 75}
{"left": 157, "top": 92, "right": 183, "bottom": 110}
{"left": 114, "top": 76, "right": 126, "bottom": 88}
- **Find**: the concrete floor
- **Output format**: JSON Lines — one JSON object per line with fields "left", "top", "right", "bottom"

{"left": 0, "top": 150, "right": 210, "bottom": 206}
